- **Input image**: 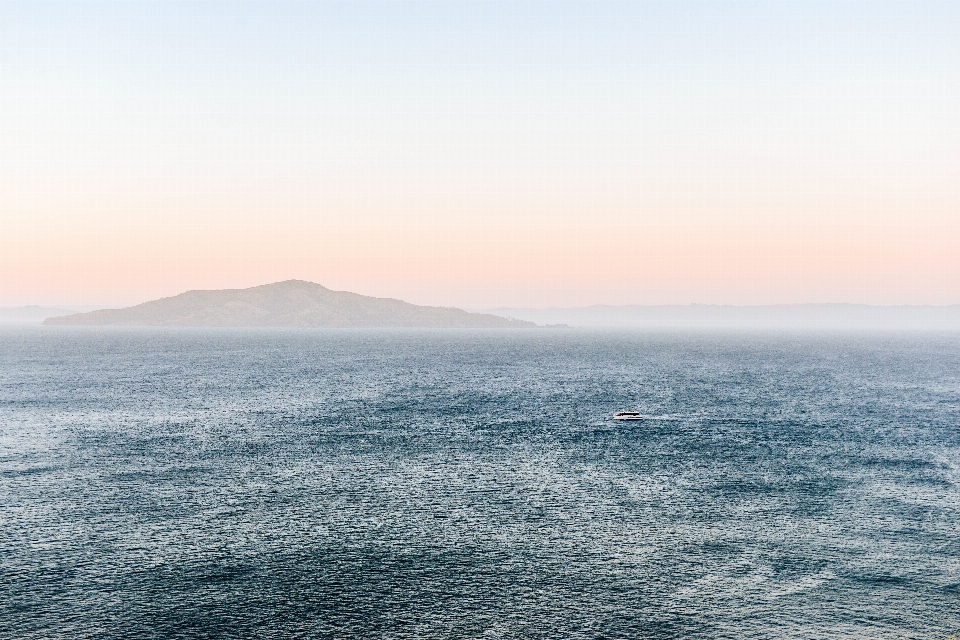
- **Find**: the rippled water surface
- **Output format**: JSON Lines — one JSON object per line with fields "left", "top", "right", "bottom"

{"left": 2, "top": 327, "right": 959, "bottom": 639}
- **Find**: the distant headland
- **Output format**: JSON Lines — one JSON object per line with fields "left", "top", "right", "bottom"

{"left": 43, "top": 280, "right": 534, "bottom": 328}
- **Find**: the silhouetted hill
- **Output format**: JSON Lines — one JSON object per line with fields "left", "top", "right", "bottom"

{"left": 44, "top": 281, "right": 534, "bottom": 328}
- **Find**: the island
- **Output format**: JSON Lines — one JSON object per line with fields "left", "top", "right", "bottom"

{"left": 43, "top": 280, "right": 534, "bottom": 328}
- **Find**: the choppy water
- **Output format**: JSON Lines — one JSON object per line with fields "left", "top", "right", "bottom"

{"left": 1, "top": 327, "right": 959, "bottom": 639}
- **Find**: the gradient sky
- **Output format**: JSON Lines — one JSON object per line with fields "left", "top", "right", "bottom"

{"left": 2, "top": 1, "right": 959, "bottom": 308}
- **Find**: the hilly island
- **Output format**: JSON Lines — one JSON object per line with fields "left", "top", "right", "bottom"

{"left": 43, "top": 280, "right": 534, "bottom": 328}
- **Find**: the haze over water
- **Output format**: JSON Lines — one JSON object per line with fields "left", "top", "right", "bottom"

{"left": 3, "top": 327, "right": 958, "bottom": 638}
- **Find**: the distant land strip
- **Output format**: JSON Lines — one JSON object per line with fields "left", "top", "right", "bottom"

{"left": 482, "top": 304, "right": 960, "bottom": 330}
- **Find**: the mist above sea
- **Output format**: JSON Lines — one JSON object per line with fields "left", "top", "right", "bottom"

{"left": 2, "top": 327, "right": 958, "bottom": 638}
{"left": 482, "top": 303, "right": 960, "bottom": 332}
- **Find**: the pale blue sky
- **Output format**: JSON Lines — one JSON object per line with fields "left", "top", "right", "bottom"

{"left": 2, "top": 1, "right": 959, "bottom": 306}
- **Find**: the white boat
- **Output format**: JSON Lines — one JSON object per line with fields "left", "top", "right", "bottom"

{"left": 613, "top": 411, "right": 643, "bottom": 421}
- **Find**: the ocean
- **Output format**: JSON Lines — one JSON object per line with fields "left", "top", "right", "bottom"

{"left": 2, "top": 327, "right": 959, "bottom": 639}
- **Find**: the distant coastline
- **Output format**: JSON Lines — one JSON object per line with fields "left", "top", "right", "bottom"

{"left": 483, "top": 303, "right": 960, "bottom": 331}
{"left": 12, "top": 288, "right": 960, "bottom": 330}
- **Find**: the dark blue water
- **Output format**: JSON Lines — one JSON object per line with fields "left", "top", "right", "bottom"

{"left": 2, "top": 327, "right": 959, "bottom": 639}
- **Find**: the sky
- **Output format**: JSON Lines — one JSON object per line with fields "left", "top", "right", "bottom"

{"left": 1, "top": 0, "right": 959, "bottom": 308}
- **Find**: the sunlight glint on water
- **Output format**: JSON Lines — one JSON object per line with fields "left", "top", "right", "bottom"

{"left": 1, "top": 328, "right": 959, "bottom": 638}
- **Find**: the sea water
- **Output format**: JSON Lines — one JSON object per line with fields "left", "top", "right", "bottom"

{"left": 1, "top": 327, "right": 958, "bottom": 639}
